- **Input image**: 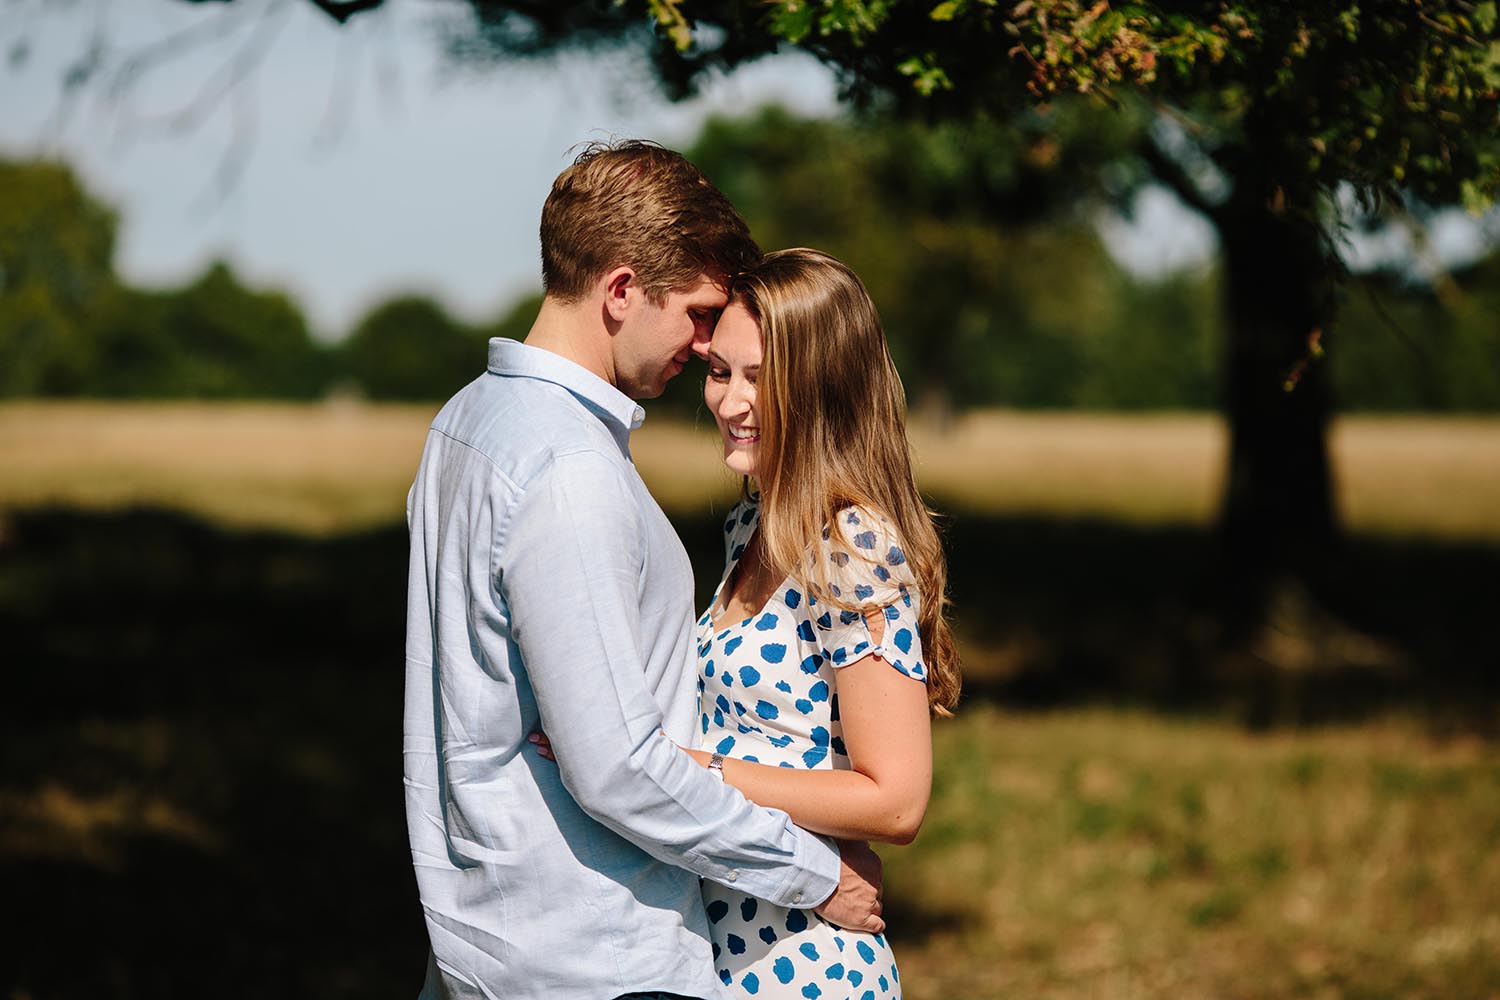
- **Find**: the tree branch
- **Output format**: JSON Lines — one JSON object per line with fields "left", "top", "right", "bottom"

{"left": 1140, "top": 124, "right": 1224, "bottom": 227}
{"left": 306, "top": 0, "right": 385, "bottom": 26}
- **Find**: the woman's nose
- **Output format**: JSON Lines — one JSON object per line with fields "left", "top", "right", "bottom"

{"left": 719, "top": 378, "right": 752, "bottom": 416}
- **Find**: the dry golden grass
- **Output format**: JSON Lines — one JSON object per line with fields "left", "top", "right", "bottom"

{"left": 2, "top": 402, "right": 1498, "bottom": 541}
{"left": 0, "top": 400, "right": 436, "bottom": 534}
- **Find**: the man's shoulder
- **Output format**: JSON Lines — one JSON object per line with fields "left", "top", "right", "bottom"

{"left": 430, "top": 372, "right": 626, "bottom": 485}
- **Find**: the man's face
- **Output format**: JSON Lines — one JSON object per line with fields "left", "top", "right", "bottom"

{"left": 614, "top": 274, "right": 727, "bottom": 399}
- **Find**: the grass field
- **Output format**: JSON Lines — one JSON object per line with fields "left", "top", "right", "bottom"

{"left": 3, "top": 401, "right": 1498, "bottom": 999}
{"left": 2, "top": 401, "right": 1498, "bottom": 540}
{"left": 893, "top": 707, "right": 1500, "bottom": 1000}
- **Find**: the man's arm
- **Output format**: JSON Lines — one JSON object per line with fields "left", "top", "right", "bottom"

{"left": 500, "top": 449, "right": 870, "bottom": 921}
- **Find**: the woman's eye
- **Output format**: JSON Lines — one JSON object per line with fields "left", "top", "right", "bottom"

{"left": 707, "top": 367, "right": 730, "bottom": 381}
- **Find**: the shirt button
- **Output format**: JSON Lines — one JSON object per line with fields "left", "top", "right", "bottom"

{"left": 726, "top": 870, "right": 739, "bottom": 883}
{"left": 792, "top": 891, "right": 803, "bottom": 904}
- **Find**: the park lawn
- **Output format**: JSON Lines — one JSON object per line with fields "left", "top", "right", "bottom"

{"left": 891, "top": 707, "right": 1500, "bottom": 1000}
{"left": 2, "top": 401, "right": 1499, "bottom": 542}
{"left": 5, "top": 703, "right": 1495, "bottom": 1000}
{"left": 2, "top": 402, "right": 1497, "bottom": 996}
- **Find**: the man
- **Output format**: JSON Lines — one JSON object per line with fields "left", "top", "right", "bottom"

{"left": 403, "top": 140, "right": 883, "bottom": 1000}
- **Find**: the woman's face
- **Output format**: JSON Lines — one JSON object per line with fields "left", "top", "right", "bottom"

{"left": 704, "top": 301, "right": 763, "bottom": 478}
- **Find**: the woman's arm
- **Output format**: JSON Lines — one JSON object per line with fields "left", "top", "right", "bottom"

{"left": 686, "top": 609, "right": 932, "bottom": 845}
{"left": 529, "top": 608, "right": 934, "bottom": 845}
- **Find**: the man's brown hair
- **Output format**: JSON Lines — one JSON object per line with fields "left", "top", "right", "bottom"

{"left": 540, "top": 139, "right": 760, "bottom": 304}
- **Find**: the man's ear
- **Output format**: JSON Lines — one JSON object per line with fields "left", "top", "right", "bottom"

{"left": 602, "top": 266, "right": 636, "bottom": 323}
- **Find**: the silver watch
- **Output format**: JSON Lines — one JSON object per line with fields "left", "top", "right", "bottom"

{"left": 708, "top": 752, "right": 726, "bottom": 781}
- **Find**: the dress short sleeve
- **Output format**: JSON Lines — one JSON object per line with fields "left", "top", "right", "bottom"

{"left": 809, "top": 506, "right": 927, "bottom": 682}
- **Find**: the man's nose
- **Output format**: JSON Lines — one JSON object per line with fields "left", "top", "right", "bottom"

{"left": 690, "top": 329, "right": 712, "bottom": 361}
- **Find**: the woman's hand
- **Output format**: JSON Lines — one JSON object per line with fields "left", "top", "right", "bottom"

{"left": 527, "top": 731, "right": 555, "bottom": 760}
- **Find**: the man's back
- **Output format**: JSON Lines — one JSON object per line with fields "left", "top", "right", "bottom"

{"left": 403, "top": 340, "right": 718, "bottom": 1000}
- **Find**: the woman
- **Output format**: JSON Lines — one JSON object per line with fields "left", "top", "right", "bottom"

{"left": 687, "top": 248, "right": 959, "bottom": 998}
{"left": 537, "top": 248, "right": 959, "bottom": 998}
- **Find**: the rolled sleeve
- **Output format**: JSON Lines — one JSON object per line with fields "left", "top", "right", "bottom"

{"left": 499, "top": 449, "right": 840, "bottom": 908}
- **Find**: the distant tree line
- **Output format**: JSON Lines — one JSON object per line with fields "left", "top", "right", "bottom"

{"left": 2, "top": 149, "right": 1496, "bottom": 412}
{"left": 0, "top": 157, "right": 539, "bottom": 403}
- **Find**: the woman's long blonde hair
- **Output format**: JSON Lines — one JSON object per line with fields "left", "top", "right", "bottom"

{"left": 731, "top": 248, "right": 960, "bottom": 716}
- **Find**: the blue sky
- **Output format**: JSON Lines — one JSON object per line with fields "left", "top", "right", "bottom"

{"left": 1, "top": 0, "right": 857, "bottom": 336}
{"left": 2, "top": 0, "right": 1489, "bottom": 340}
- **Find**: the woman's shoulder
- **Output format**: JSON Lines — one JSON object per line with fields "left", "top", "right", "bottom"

{"left": 815, "top": 504, "right": 917, "bottom": 605}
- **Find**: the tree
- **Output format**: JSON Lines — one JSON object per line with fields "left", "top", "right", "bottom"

{"left": 686, "top": 104, "right": 1211, "bottom": 418}
{"left": 1335, "top": 253, "right": 1500, "bottom": 410}
{"left": 92, "top": 261, "right": 332, "bottom": 398}
{"left": 410, "top": 0, "right": 1498, "bottom": 598}
{"left": 0, "top": 158, "right": 119, "bottom": 396}
{"left": 341, "top": 295, "right": 490, "bottom": 401}
{"left": 60, "top": 1, "right": 1500, "bottom": 589}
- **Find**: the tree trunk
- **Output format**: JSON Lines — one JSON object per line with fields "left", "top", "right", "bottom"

{"left": 1217, "top": 191, "right": 1340, "bottom": 609}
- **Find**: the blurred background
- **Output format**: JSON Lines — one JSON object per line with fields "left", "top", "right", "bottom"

{"left": 2, "top": 1, "right": 1498, "bottom": 998}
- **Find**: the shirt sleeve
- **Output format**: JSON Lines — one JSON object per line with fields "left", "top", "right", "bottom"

{"left": 499, "top": 449, "right": 841, "bottom": 909}
{"left": 809, "top": 506, "right": 928, "bottom": 682}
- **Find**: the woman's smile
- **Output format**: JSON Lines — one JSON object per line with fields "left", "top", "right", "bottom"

{"left": 703, "top": 301, "right": 764, "bottom": 477}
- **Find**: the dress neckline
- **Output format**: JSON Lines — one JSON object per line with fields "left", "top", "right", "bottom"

{"left": 705, "top": 501, "right": 795, "bottom": 636}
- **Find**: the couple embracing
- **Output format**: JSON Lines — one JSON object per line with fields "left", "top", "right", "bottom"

{"left": 403, "top": 140, "right": 959, "bottom": 1000}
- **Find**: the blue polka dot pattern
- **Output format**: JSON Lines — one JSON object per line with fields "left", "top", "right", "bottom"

{"left": 700, "top": 497, "right": 909, "bottom": 1000}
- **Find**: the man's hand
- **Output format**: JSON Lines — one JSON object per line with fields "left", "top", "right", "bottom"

{"left": 813, "top": 839, "right": 884, "bottom": 933}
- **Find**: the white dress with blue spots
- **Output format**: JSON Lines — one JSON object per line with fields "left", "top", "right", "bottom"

{"left": 696, "top": 496, "right": 927, "bottom": 1000}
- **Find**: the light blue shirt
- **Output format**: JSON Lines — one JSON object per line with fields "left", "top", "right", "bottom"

{"left": 403, "top": 339, "right": 842, "bottom": 1000}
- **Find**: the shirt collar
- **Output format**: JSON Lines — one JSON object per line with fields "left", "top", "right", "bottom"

{"left": 487, "top": 338, "right": 646, "bottom": 450}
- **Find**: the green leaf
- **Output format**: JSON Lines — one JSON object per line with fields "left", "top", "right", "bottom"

{"left": 1480, "top": 40, "right": 1500, "bottom": 90}
{"left": 769, "top": 3, "right": 816, "bottom": 45}
{"left": 897, "top": 53, "right": 954, "bottom": 95}
{"left": 1475, "top": 2, "right": 1497, "bottom": 35}
{"left": 930, "top": 1, "right": 962, "bottom": 22}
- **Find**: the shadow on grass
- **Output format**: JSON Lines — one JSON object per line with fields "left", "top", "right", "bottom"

{"left": 1, "top": 506, "right": 1495, "bottom": 997}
